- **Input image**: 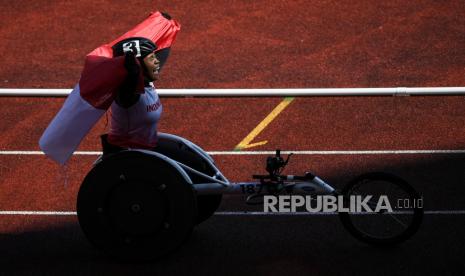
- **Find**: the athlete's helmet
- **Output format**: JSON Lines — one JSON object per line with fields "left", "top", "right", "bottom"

{"left": 112, "top": 37, "right": 157, "bottom": 59}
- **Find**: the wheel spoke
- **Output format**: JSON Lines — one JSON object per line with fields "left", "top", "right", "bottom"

{"left": 386, "top": 212, "right": 408, "bottom": 228}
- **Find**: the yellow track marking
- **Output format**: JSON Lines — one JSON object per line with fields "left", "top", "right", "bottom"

{"left": 234, "top": 97, "right": 295, "bottom": 150}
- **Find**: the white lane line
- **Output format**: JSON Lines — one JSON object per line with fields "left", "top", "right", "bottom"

{"left": 1, "top": 150, "right": 465, "bottom": 156}
{"left": 0, "top": 151, "right": 100, "bottom": 155}
{"left": 0, "top": 210, "right": 464, "bottom": 216}
{"left": 211, "top": 150, "right": 465, "bottom": 155}
{"left": 215, "top": 210, "right": 465, "bottom": 216}
{"left": 0, "top": 211, "right": 77, "bottom": 216}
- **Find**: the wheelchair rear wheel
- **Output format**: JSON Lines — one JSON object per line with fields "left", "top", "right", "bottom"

{"left": 77, "top": 151, "right": 197, "bottom": 261}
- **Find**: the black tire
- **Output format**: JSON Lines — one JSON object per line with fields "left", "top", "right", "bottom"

{"left": 77, "top": 151, "right": 197, "bottom": 261}
{"left": 196, "top": 194, "right": 223, "bottom": 224}
{"left": 338, "top": 172, "right": 423, "bottom": 246}
{"left": 153, "top": 138, "right": 222, "bottom": 225}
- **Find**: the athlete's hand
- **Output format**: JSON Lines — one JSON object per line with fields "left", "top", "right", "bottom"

{"left": 161, "top": 12, "right": 172, "bottom": 20}
{"left": 124, "top": 51, "right": 140, "bottom": 76}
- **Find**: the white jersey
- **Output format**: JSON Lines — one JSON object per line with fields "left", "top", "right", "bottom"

{"left": 108, "top": 85, "right": 162, "bottom": 149}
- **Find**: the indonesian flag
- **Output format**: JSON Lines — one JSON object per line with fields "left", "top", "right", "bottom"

{"left": 39, "top": 11, "right": 181, "bottom": 165}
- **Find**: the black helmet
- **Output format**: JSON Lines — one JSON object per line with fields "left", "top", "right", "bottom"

{"left": 112, "top": 37, "right": 157, "bottom": 59}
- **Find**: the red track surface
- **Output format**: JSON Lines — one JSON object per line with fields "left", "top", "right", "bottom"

{"left": 1, "top": 1, "right": 465, "bottom": 274}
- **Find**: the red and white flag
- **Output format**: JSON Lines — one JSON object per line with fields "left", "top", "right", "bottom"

{"left": 39, "top": 11, "right": 180, "bottom": 164}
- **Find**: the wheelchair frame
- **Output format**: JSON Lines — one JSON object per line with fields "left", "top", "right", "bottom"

{"left": 120, "top": 133, "right": 337, "bottom": 198}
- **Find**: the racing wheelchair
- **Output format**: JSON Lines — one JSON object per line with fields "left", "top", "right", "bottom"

{"left": 77, "top": 133, "right": 423, "bottom": 261}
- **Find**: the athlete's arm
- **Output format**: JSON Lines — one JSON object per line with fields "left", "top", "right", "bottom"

{"left": 115, "top": 51, "right": 140, "bottom": 108}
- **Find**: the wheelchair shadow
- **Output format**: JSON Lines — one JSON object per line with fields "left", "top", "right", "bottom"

{"left": 0, "top": 214, "right": 463, "bottom": 276}
{"left": 1, "top": 153, "right": 464, "bottom": 275}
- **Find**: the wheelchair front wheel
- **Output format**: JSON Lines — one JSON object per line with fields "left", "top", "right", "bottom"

{"left": 338, "top": 172, "right": 423, "bottom": 246}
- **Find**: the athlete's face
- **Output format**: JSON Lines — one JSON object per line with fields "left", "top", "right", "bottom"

{"left": 143, "top": 53, "right": 161, "bottom": 81}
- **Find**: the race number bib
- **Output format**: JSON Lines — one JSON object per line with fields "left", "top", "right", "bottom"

{"left": 122, "top": 40, "right": 141, "bottom": 57}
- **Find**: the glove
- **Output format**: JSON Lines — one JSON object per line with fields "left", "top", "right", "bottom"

{"left": 161, "top": 12, "right": 172, "bottom": 20}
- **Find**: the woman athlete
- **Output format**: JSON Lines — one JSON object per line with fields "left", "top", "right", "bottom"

{"left": 101, "top": 36, "right": 170, "bottom": 155}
